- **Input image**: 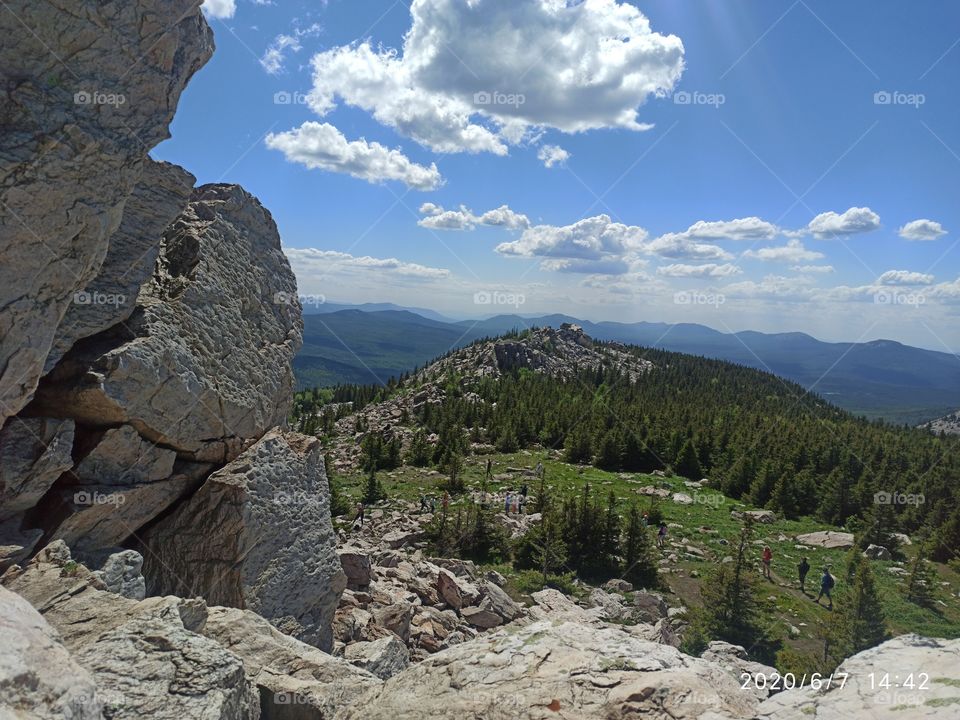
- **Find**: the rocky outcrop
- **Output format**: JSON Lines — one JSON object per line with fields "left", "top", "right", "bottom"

{"left": 90, "top": 549, "right": 146, "bottom": 601}
{"left": 756, "top": 634, "right": 960, "bottom": 719}
{"left": 343, "top": 636, "right": 410, "bottom": 680}
{"left": 202, "top": 606, "right": 381, "bottom": 717}
{"left": 33, "top": 184, "right": 303, "bottom": 463}
{"left": 795, "top": 531, "right": 855, "bottom": 549}
{"left": 0, "top": 417, "right": 74, "bottom": 521}
{"left": 3, "top": 543, "right": 259, "bottom": 719}
{"left": 338, "top": 618, "right": 760, "bottom": 720}
{"left": 0, "top": 0, "right": 214, "bottom": 426}
{"left": 141, "top": 430, "right": 345, "bottom": 651}
{"left": 0, "top": 584, "right": 102, "bottom": 720}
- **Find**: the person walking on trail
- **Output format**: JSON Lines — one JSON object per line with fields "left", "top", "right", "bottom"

{"left": 798, "top": 557, "right": 811, "bottom": 593}
{"left": 442, "top": 491, "right": 450, "bottom": 512}
{"left": 657, "top": 522, "right": 668, "bottom": 549}
{"left": 505, "top": 491, "right": 513, "bottom": 515}
{"left": 642, "top": 512, "right": 649, "bottom": 528}
{"left": 520, "top": 483, "right": 528, "bottom": 512}
{"left": 419, "top": 494, "right": 429, "bottom": 513}
{"left": 815, "top": 568, "right": 835, "bottom": 610}
{"left": 762, "top": 546, "right": 773, "bottom": 581}
{"left": 355, "top": 501, "right": 364, "bottom": 527}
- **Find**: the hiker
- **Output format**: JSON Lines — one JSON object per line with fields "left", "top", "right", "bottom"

{"left": 798, "top": 557, "right": 810, "bottom": 592}
{"left": 419, "top": 494, "right": 429, "bottom": 513}
{"left": 519, "top": 483, "right": 528, "bottom": 511}
{"left": 429, "top": 495, "right": 437, "bottom": 513}
{"left": 355, "top": 501, "right": 364, "bottom": 527}
{"left": 762, "top": 546, "right": 773, "bottom": 580}
{"left": 442, "top": 491, "right": 450, "bottom": 512}
{"left": 505, "top": 491, "right": 513, "bottom": 514}
{"left": 657, "top": 522, "right": 668, "bottom": 549}
{"left": 486, "top": 458, "right": 492, "bottom": 478}
{"left": 642, "top": 512, "right": 649, "bottom": 528}
{"left": 815, "top": 568, "right": 835, "bottom": 610}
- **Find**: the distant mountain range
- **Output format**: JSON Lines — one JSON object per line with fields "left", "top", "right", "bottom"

{"left": 296, "top": 306, "right": 960, "bottom": 425}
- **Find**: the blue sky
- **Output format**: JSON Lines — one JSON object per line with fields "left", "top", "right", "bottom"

{"left": 156, "top": 0, "right": 960, "bottom": 350}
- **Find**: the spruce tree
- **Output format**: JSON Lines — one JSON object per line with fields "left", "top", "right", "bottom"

{"left": 825, "top": 555, "right": 887, "bottom": 662}
{"left": 906, "top": 539, "right": 936, "bottom": 606}
{"left": 623, "top": 503, "right": 658, "bottom": 588}
{"left": 674, "top": 439, "right": 703, "bottom": 480}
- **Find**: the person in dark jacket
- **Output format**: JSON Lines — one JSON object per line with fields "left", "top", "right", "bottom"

{"left": 798, "top": 557, "right": 810, "bottom": 592}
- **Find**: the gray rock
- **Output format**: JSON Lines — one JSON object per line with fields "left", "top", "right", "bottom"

{"left": 0, "top": 0, "right": 213, "bottom": 426}
{"left": 477, "top": 579, "right": 523, "bottom": 622}
{"left": 0, "top": 517, "right": 44, "bottom": 571}
{"left": 702, "top": 641, "right": 782, "bottom": 702}
{"left": 337, "top": 618, "right": 759, "bottom": 720}
{"left": 795, "top": 531, "right": 855, "bottom": 549}
{"left": 344, "top": 635, "right": 410, "bottom": 680}
{"left": 757, "top": 634, "right": 960, "bottom": 719}
{"left": 73, "top": 425, "right": 177, "bottom": 485}
{"left": 91, "top": 550, "right": 146, "bottom": 600}
{"left": 371, "top": 602, "right": 415, "bottom": 644}
{"left": 460, "top": 604, "right": 503, "bottom": 629}
{"left": 436, "top": 569, "right": 480, "bottom": 610}
{"left": 863, "top": 544, "right": 892, "bottom": 561}
{"left": 0, "top": 585, "right": 103, "bottom": 720}
{"left": 34, "top": 184, "right": 303, "bottom": 463}
{"left": 604, "top": 578, "right": 633, "bottom": 593}
{"left": 44, "top": 160, "right": 196, "bottom": 372}
{"left": 340, "top": 547, "right": 373, "bottom": 589}
{"left": 0, "top": 417, "right": 75, "bottom": 521}
{"left": 203, "top": 605, "right": 381, "bottom": 715}
{"left": 632, "top": 590, "right": 669, "bottom": 623}
{"left": 141, "top": 429, "right": 345, "bottom": 651}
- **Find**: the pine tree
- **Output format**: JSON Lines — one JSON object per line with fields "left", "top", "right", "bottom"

{"left": 674, "top": 439, "right": 703, "bottom": 480}
{"left": 406, "top": 430, "right": 431, "bottom": 467}
{"left": 362, "top": 465, "right": 385, "bottom": 505}
{"left": 906, "top": 539, "right": 936, "bottom": 606}
{"left": 623, "top": 503, "right": 658, "bottom": 588}
{"left": 824, "top": 555, "right": 887, "bottom": 663}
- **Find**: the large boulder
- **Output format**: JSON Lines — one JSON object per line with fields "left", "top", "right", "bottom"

{"left": 2, "top": 543, "right": 259, "bottom": 719}
{"left": 795, "top": 531, "right": 855, "bottom": 549}
{"left": 0, "top": 0, "right": 213, "bottom": 426}
{"left": 0, "top": 585, "right": 103, "bottom": 720}
{"left": 202, "top": 606, "right": 381, "bottom": 717}
{"left": 757, "top": 634, "right": 960, "bottom": 719}
{"left": 141, "top": 430, "right": 346, "bottom": 651}
{"left": 0, "top": 417, "right": 75, "bottom": 521}
{"left": 344, "top": 636, "right": 410, "bottom": 680}
{"left": 33, "top": 184, "right": 303, "bottom": 463}
{"left": 90, "top": 549, "right": 146, "bottom": 601}
{"left": 337, "top": 618, "right": 760, "bottom": 720}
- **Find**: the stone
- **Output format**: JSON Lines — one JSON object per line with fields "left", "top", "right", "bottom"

{"left": 0, "top": 585, "right": 103, "bottom": 720}
{"left": 588, "top": 587, "right": 629, "bottom": 621}
{"left": 72, "top": 425, "right": 177, "bottom": 485}
{"left": 33, "top": 184, "right": 303, "bottom": 463}
{"left": 141, "top": 430, "right": 346, "bottom": 651}
{"left": 0, "top": 518, "right": 44, "bottom": 571}
{"left": 672, "top": 492, "right": 694, "bottom": 505}
{"left": 372, "top": 602, "right": 415, "bottom": 644}
{"left": 731, "top": 509, "right": 776, "bottom": 524}
{"left": 339, "top": 547, "right": 373, "bottom": 589}
{"left": 344, "top": 635, "right": 410, "bottom": 680}
{"left": 604, "top": 578, "right": 633, "bottom": 593}
{"left": 382, "top": 529, "right": 424, "bottom": 549}
{"left": 701, "top": 641, "right": 782, "bottom": 702}
{"left": 477, "top": 579, "right": 523, "bottom": 622}
{"left": 863, "top": 544, "right": 892, "bottom": 561}
{"left": 202, "top": 605, "right": 380, "bottom": 715}
{"left": 795, "top": 531, "right": 855, "bottom": 549}
{"left": 756, "top": 634, "right": 960, "bottom": 719}
{"left": 44, "top": 160, "right": 196, "bottom": 373}
{"left": 0, "top": 0, "right": 213, "bottom": 426}
{"left": 90, "top": 550, "right": 146, "bottom": 600}
{"left": 632, "top": 590, "right": 669, "bottom": 624}
{"left": 0, "top": 417, "right": 75, "bottom": 521}
{"left": 337, "top": 619, "right": 759, "bottom": 720}
{"left": 437, "top": 569, "right": 481, "bottom": 611}
{"left": 461, "top": 604, "right": 503, "bottom": 629}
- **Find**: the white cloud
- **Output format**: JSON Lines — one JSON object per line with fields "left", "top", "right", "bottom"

{"left": 807, "top": 206, "right": 880, "bottom": 238}
{"left": 743, "top": 239, "right": 824, "bottom": 263}
{"left": 722, "top": 275, "right": 817, "bottom": 302}
{"left": 302, "top": 0, "right": 684, "bottom": 155}
{"left": 681, "top": 217, "right": 779, "bottom": 241}
{"left": 496, "top": 215, "right": 648, "bottom": 274}
{"left": 260, "top": 23, "right": 322, "bottom": 74}
{"left": 201, "top": 0, "right": 236, "bottom": 19}
{"left": 416, "top": 203, "right": 529, "bottom": 230}
{"left": 538, "top": 144, "right": 571, "bottom": 168}
{"left": 284, "top": 248, "right": 450, "bottom": 280}
{"left": 877, "top": 270, "right": 935, "bottom": 286}
{"left": 928, "top": 277, "right": 960, "bottom": 301}
{"left": 645, "top": 233, "right": 733, "bottom": 261}
{"left": 657, "top": 263, "right": 743, "bottom": 278}
{"left": 792, "top": 264, "right": 835, "bottom": 274}
{"left": 898, "top": 219, "right": 947, "bottom": 241}
{"left": 265, "top": 122, "right": 442, "bottom": 190}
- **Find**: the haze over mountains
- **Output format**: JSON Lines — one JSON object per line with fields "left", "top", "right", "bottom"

{"left": 298, "top": 305, "right": 960, "bottom": 424}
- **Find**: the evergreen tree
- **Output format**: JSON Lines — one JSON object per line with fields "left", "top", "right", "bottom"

{"left": 674, "top": 439, "right": 703, "bottom": 480}
{"left": 362, "top": 465, "right": 385, "bottom": 505}
{"left": 906, "top": 539, "right": 936, "bottom": 606}
{"left": 623, "top": 503, "right": 658, "bottom": 588}
{"left": 824, "top": 555, "right": 887, "bottom": 663}
{"left": 406, "top": 429, "right": 431, "bottom": 467}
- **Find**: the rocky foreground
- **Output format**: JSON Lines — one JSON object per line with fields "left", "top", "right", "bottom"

{"left": 2, "top": 1, "right": 960, "bottom": 719}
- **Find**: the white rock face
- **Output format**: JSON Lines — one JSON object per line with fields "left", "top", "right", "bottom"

{"left": 338, "top": 619, "right": 760, "bottom": 720}
{"left": 795, "top": 531, "right": 855, "bottom": 549}
{"left": 34, "top": 184, "right": 303, "bottom": 462}
{"left": 756, "top": 634, "right": 960, "bottom": 719}
{"left": 0, "top": 0, "right": 213, "bottom": 426}
{"left": 141, "top": 429, "right": 346, "bottom": 651}
{"left": 0, "top": 585, "right": 103, "bottom": 720}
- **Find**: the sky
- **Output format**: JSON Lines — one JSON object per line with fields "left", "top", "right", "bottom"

{"left": 154, "top": 0, "right": 960, "bottom": 351}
